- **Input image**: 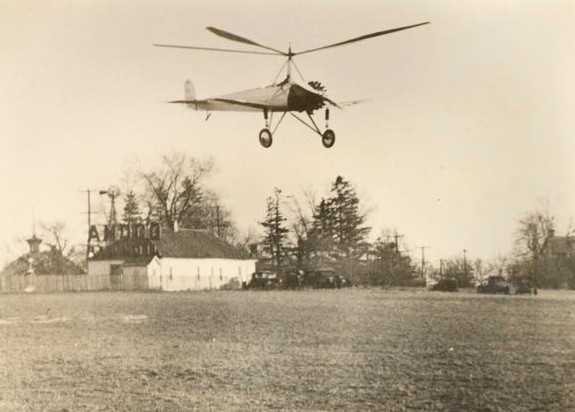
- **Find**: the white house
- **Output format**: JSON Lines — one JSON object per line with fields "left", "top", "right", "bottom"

{"left": 88, "top": 228, "right": 256, "bottom": 291}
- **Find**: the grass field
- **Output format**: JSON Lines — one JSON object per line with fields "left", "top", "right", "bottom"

{"left": 1, "top": 289, "right": 574, "bottom": 411}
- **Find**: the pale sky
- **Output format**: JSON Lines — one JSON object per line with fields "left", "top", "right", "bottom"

{"left": 1, "top": 0, "right": 574, "bottom": 266}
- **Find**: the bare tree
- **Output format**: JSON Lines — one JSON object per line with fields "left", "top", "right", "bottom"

{"left": 140, "top": 154, "right": 214, "bottom": 230}
{"left": 515, "top": 210, "right": 554, "bottom": 261}
{"left": 40, "top": 221, "right": 70, "bottom": 256}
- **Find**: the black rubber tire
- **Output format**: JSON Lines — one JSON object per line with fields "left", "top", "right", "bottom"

{"left": 322, "top": 129, "right": 336, "bottom": 148}
{"left": 259, "top": 128, "right": 272, "bottom": 148}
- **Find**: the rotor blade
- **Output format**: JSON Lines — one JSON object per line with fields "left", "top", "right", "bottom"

{"left": 206, "top": 26, "right": 286, "bottom": 55}
{"left": 294, "top": 22, "right": 430, "bottom": 56}
{"left": 154, "top": 44, "right": 282, "bottom": 55}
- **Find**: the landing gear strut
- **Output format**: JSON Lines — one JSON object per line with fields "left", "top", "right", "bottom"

{"left": 258, "top": 107, "right": 336, "bottom": 148}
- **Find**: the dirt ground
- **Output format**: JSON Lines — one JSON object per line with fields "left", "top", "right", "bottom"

{"left": 0, "top": 289, "right": 574, "bottom": 411}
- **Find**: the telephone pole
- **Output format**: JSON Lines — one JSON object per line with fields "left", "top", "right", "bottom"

{"left": 463, "top": 248, "right": 468, "bottom": 281}
{"left": 418, "top": 246, "right": 429, "bottom": 285}
{"left": 80, "top": 189, "right": 94, "bottom": 264}
{"left": 393, "top": 231, "right": 404, "bottom": 253}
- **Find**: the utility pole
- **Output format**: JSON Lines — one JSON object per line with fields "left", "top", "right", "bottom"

{"left": 419, "top": 246, "right": 429, "bottom": 285}
{"left": 393, "top": 231, "right": 404, "bottom": 254}
{"left": 463, "top": 248, "right": 468, "bottom": 282}
{"left": 215, "top": 205, "right": 221, "bottom": 238}
{"left": 80, "top": 189, "right": 94, "bottom": 264}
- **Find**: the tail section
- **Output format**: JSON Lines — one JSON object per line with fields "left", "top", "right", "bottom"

{"left": 184, "top": 79, "right": 195, "bottom": 101}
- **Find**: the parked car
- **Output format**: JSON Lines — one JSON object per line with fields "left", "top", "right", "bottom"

{"left": 302, "top": 268, "right": 348, "bottom": 289}
{"left": 247, "top": 271, "right": 283, "bottom": 290}
{"left": 512, "top": 282, "right": 536, "bottom": 295}
{"left": 477, "top": 276, "right": 511, "bottom": 294}
{"left": 430, "top": 279, "right": 458, "bottom": 292}
{"left": 282, "top": 270, "right": 304, "bottom": 289}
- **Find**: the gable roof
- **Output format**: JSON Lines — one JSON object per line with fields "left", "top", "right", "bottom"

{"left": 92, "top": 228, "right": 250, "bottom": 261}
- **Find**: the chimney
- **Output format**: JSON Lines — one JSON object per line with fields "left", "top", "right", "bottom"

{"left": 173, "top": 220, "right": 179, "bottom": 233}
{"left": 548, "top": 228, "right": 555, "bottom": 238}
{"left": 26, "top": 235, "right": 42, "bottom": 254}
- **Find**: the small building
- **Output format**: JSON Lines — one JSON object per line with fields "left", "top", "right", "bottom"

{"left": 542, "top": 229, "right": 575, "bottom": 259}
{"left": 0, "top": 234, "right": 85, "bottom": 293}
{"left": 88, "top": 227, "right": 256, "bottom": 291}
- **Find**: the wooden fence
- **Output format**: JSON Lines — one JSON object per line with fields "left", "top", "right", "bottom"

{"left": 0, "top": 273, "right": 150, "bottom": 293}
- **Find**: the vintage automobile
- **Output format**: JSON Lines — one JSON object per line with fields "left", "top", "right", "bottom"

{"left": 282, "top": 270, "right": 304, "bottom": 289}
{"left": 477, "top": 276, "right": 511, "bottom": 294}
{"left": 512, "top": 281, "right": 536, "bottom": 295}
{"left": 246, "top": 271, "right": 283, "bottom": 290}
{"left": 302, "top": 268, "right": 348, "bottom": 289}
{"left": 430, "top": 279, "right": 458, "bottom": 292}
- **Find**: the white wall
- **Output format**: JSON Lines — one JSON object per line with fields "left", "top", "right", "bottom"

{"left": 159, "top": 258, "right": 256, "bottom": 291}
{"left": 146, "top": 258, "right": 162, "bottom": 290}
{"left": 87, "top": 259, "right": 123, "bottom": 276}
{"left": 88, "top": 257, "right": 256, "bottom": 291}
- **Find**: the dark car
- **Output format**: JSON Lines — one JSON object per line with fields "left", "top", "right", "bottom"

{"left": 302, "top": 268, "right": 348, "bottom": 289}
{"left": 430, "top": 279, "right": 458, "bottom": 292}
{"left": 282, "top": 270, "right": 304, "bottom": 289}
{"left": 512, "top": 282, "right": 536, "bottom": 295}
{"left": 247, "top": 271, "right": 283, "bottom": 290}
{"left": 477, "top": 276, "right": 511, "bottom": 294}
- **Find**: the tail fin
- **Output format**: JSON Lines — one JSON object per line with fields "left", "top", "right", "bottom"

{"left": 184, "top": 79, "right": 195, "bottom": 101}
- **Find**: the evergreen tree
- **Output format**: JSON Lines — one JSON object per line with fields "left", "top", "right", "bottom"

{"left": 306, "top": 176, "right": 370, "bottom": 280}
{"left": 306, "top": 198, "right": 337, "bottom": 268}
{"left": 328, "top": 176, "right": 370, "bottom": 262}
{"left": 123, "top": 191, "right": 141, "bottom": 224}
{"left": 365, "top": 237, "right": 417, "bottom": 286}
{"left": 260, "top": 188, "right": 290, "bottom": 270}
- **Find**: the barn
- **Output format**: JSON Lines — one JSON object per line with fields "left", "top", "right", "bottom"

{"left": 88, "top": 227, "right": 256, "bottom": 291}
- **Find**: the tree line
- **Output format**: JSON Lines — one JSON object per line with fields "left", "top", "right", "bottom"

{"left": 32, "top": 153, "right": 575, "bottom": 289}
{"left": 258, "top": 177, "right": 417, "bottom": 286}
{"left": 427, "top": 209, "right": 575, "bottom": 289}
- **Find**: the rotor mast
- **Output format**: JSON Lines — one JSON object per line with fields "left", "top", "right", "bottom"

{"left": 286, "top": 44, "right": 293, "bottom": 82}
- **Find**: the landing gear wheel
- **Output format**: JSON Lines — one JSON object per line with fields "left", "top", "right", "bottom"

{"left": 259, "top": 128, "right": 272, "bottom": 148}
{"left": 322, "top": 129, "right": 336, "bottom": 148}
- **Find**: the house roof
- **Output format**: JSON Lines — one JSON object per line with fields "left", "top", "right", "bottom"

{"left": 1, "top": 250, "right": 84, "bottom": 276}
{"left": 92, "top": 228, "right": 251, "bottom": 261}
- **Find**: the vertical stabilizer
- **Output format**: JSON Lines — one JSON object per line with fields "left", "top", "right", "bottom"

{"left": 184, "top": 79, "right": 195, "bottom": 101}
